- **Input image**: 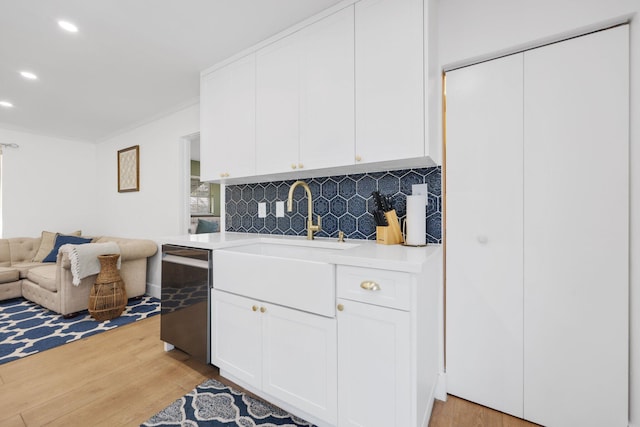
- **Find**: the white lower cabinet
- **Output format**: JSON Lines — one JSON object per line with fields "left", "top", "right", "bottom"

{"left": 262, "top": 301, "right": 337, "bottom": 424}
{"left": 211, "top": 289, "right": 337, "bottom": 425}
{"left": 211, "top": 288, "right": 261, "bottom": 388}
{"left": 211, "top": 252, "right": 442, "bottom": 427}
{"left": 336, "top": 298, "right": 410, "bottom": 427}
{"left": 335, "top": 264, "right": 440, "bottom": 427}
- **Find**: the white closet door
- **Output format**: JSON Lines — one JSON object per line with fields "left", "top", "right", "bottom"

{"left": 523, "top": 25, "right": 629, "bottom": 427}
{"left": 445, "top": 53, "right": 524, "bottom": 417}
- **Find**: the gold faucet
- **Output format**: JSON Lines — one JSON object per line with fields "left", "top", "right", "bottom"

{"left": 287, "top": 180, "right": 322, "bottom": 240}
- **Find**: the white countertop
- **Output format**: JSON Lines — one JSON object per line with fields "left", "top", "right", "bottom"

{"left": 159, "top": 232, "right": 441, "bottom": 273}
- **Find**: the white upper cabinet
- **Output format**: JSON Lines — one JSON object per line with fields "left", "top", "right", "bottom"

{"left": 200, "top": 54, "right": 256, "bottom": 181}
{"left": 256, "top": 6, "right": 354, "bottom": 175}
{"left": 355, "top": 0, "right": 424, "bottom": 164}
{"left": 200, "top": 0, "right": 432, "bottom": 182}
{"left": 255, "top": 34, "right": 300, "bottom": 175}
{"left": 298, "top": 7, "right": 354, "bottom": 171}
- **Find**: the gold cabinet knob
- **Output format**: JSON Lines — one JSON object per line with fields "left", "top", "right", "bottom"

{"left": 355, "top": 155, "right": 362, "bottom": 162}
{"left": 252, "top": 305, "right": 258, "bottom": 312}
{"left": 337, "top": 304, "right": 344, "bottom": 311}
{"left": 291, "top": 164, "right": 297, "bottom": 169}
{"left": 360, "top": 281, "right": 381, "bottom": 291}
{"left": 298, "top": 163, "right": 304, "bottom": 169}
{"left": 260, "top": 306, "right": 266, "bottom": 313}
{"left": 220, "top": 173, "right": 225, "bottom": 178}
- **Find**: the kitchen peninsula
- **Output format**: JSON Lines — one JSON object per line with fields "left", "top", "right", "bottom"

{"left": 161, "top": 232, "right": 442, "bottom": 427}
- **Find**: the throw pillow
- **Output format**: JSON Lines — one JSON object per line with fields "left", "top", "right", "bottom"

{"left": 195, "top": 218, "right": 219, "bottom": 234}
{"left": 42, "top": 235, "right": 92, "bottom": 263}
{"left": 32, "top": 230, "right": 82, "bottom": 262}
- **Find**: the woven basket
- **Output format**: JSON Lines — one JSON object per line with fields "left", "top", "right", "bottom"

{"left": 89, "top": 254, "right": 127, "bottom": 322}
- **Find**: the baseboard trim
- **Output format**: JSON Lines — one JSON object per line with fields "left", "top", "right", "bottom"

{"left": 422, "top": 380, "right": 438, "bottom": 427}
{"left": 435, "top": 372, "right": 447, "bottom": 401}
{"left": 146, "top": 282, "right": 160, "bottom": 299}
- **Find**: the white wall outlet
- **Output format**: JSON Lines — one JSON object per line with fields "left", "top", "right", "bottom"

{"left": 258, "top": 202, "right": 267, "bottom": 218}
{"left": 276, "top": 201, "right": 285, "bottom": 217}
{"left": 412, "top": 183, "right": 429, "bottom": 205}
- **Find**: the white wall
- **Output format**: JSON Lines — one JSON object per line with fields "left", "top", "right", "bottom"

{"left": 95, "top": 104, "right": 199, "bottom": 295}
{"left": 437, "top": 1, "right": 639, "bottom": 424}
{"left": 0, "top": 127, "right": 97, "bottom": 238}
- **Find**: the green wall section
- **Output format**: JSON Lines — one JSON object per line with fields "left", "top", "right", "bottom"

{"left": 191, "top": 160, "right": 201, "bottom": 176}
{"left": 210, "top": 182, "right": 221, "bottom": 216}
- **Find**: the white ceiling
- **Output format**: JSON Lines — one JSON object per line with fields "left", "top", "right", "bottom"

{"left": 0, "top": 0, "right": 344, "bottom": 142}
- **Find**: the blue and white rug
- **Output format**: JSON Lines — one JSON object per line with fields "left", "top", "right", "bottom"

{"left": 142, "top": 378, "right": 316, "bottom": 427}
{"left": 0, "top": 295, "right": 160, "bottom": 365}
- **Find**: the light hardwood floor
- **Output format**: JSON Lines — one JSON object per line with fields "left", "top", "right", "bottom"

{"left": 0, "top": 314, "right": 539, "bottom": 427}
{"left": 429, "top": 396, "right": 540, "bottom": 427}
{"left": 0, "top": 315, "right": 221, "bottom": 426}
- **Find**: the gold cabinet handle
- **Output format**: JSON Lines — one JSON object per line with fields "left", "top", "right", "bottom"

{"left": 260, "top": 306, "right": 266, "bottom": 313}
{"left": 298, "top": 163, "right": 304, "bottom": 169}
{"left": 252, "top": 305, "right": 258, "bottom": 312}
{"left": 291, "top": 163, "right": 297, "bottom": 169}
{"left": 355, "top": 155, "right": 362, "bottom": 162}
{"left": 360, "top": 281, "right": 381, "bottom": 291}
{"left": 337, "top": 303, "right": 344, "bottom": 311}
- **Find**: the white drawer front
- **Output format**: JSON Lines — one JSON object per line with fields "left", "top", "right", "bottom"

{"left": 337, "top": 266, "right": 411, "bottom": 311}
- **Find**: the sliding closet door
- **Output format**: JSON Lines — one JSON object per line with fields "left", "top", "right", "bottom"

{"left": 445, "top": 53, "right": 524, "bottom": 418}
{"left": 523, "top": 25, "right": 628, "bottom": 427}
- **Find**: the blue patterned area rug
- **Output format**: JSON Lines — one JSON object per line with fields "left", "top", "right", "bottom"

{"left": 142, "top": 378, "right": 316, "bottom": 427}
{"left": 0, "top": 295, "right": 159, "bottom": 365}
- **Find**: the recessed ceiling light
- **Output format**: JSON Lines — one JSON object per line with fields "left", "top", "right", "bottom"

{"left": 58, "top": 20, "right": 78, "bottom": 33}
{"left": 0, "top": 101, "right": 14, "bottom": 108}
{"left": 20, "top": 71, "right": 38, "bottom": 80}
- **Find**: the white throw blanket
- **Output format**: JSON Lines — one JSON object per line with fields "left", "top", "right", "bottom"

{"left": 59, "top": 242, "right": 121, "bottom": 286}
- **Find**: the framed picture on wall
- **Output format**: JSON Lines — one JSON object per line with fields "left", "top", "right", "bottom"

{"left": 117, "top": 145, "right": 140, "bottom": 192}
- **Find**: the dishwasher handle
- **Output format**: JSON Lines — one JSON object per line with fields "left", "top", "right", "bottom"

{"left": 162, "top": 254, "right": 209, "bottom": 269}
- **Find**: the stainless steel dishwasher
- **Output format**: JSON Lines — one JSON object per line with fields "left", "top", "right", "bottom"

{"left": 161, "top": 244, "right": 211, "bottom": 364}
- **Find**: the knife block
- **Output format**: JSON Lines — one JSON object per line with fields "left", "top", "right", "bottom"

{"left": 376, "top": 210, "right": 404, "bottom": 245}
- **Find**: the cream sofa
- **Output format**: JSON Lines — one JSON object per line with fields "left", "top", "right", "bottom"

{"left": 0, "top": 235, "right": 157, "bottom": 317}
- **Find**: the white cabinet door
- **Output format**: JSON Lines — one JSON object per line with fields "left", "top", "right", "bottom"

{"left": 355, "top": 0, "right": 424, "bottom": 164}
{"left": 445, "top": 53, "right": 524, "bottom": 418}
{"left": 211, "top": 290, "right": 261, "bottom": 389}
{"left": 299, "top": 6, "right": 354, "bottom": 171}
{"left": 523, "top": 25, "right": 629, "bottom": 427}
{"left": 256, "top": 6, "right": 354, "bottom": 175}
{"left": 262, "top": 302, "right": 337, "bottom": 424}
{"left": 200, "top": 54, "right": 255, "bottom": 181}
{"left": 256, "top": 34, "right": 300, "bottom": 175}
{"left": 337, "top": 299, "right": 410, "bottom": 427}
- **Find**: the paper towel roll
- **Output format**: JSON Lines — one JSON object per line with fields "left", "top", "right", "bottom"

{"left": 405, "top": 195, "right": 426, "bottom": 246}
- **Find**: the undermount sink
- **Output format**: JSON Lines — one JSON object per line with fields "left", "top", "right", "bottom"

{"left": 219, "top": 238, "right": 358, "bottom": 262}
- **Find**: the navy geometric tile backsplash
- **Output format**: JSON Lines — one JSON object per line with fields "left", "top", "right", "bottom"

{"left": 226, "top": 167, "right": 442, "bottom": 244}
